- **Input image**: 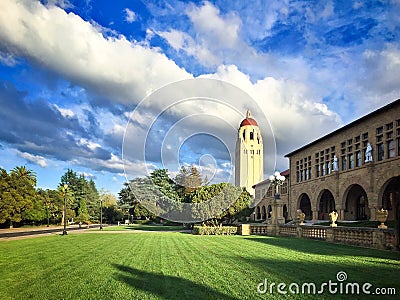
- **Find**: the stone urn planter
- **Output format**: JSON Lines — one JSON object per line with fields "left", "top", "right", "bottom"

{"left": 296, "top": 209, "right": 305, "bottom": 225}
{"left": 377, "top": 208, "right": 389, "bottom": 229}
{"left": 329, "top": 211, "right": 338, "bottom": 227}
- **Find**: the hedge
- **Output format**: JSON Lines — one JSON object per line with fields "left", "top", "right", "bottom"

{"left": 192, "top": 225, "right": 238, "bottom": 235}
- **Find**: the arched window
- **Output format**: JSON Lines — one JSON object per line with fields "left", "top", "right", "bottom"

{"left": 250, "top": 131, "right": 254, "bottom": 140}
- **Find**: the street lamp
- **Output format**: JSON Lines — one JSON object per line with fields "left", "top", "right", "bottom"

{"left": 268, "top": 171, "right": 286, "bottom": 199}
{"left": 62, "top": 184, "right": 68, "bottom": 235}
{"left": 100, "top": 198, "right": 103, "bottom": 230}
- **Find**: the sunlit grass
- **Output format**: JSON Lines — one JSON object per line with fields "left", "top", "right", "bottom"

{"left": 0, "top": 232, "right": 399, "bottom": 299}
{"left": 101, "top": 224, "right": 186, "bottom": 231}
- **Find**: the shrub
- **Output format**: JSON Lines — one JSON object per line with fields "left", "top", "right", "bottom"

{"left": 192, "top": 225, "right": 237, "bottom": 235}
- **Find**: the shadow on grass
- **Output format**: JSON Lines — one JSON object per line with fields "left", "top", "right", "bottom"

{"left": 244, "top": 236, "right": 400, "bottom": 260}
{"left": 233, "top": 256, "right": 400, "bottom": 297}
{"left": 113, "top": 264, "right": 237, "bottom": 300}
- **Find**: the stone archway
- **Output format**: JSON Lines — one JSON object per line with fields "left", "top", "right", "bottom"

{"left": 380, "top": 176, "right": 400, "bottom": 221}
{"left": 267, "top": 205, "right": 272, "bottom": 218}
{"left": 298, "top": 193, "right": 312, "bottom": 220}
{"left": 283, "top": 204, "right": 288, "bottom": 221}
{"left": 344, "top": 184, "right": 369, "bottom": 221}
{"left": 318, "top": 189, "right": 335, "bottom": 220}
{"left": 256, "top": 206, "right": 261, "bottom": 220}
{"left": 261, "top": 206, "right": 266, "bottom": 220}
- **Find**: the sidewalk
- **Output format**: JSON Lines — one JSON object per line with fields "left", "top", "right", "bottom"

{"left": 0, "top": 224, "right": 103, "bottom": 240}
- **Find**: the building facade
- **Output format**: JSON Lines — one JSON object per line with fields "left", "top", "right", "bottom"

{"left": 253, "top": 170, "right": 290, "bottom": 221}
{"left": 284, "top": 99, "right": 400, "bottom": 222}
{"left": 235, "top": 109, "right": 264, "bottom": 195}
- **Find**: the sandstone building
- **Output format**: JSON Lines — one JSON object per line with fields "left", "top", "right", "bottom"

{"left": 254, "top": 99, "right": 400, "bottom": 223}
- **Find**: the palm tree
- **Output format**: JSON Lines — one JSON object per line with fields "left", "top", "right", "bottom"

{"left": 11, "top": 166, "right": 37, "bottom": 186}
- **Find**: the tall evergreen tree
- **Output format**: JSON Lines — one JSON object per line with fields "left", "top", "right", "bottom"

{"left": 0, "top": 167, "right": 36, "bottom": 227}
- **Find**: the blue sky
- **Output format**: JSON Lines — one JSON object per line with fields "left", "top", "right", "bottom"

{"left": 0, "top": 0, "right": 399, "bottom": 195}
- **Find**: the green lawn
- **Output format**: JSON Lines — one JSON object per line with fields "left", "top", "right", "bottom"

{"left": 102, "top": 224, "right": 186, "bottom": 231}
{"left": 0, "top": 232, "right": 399, "bottom": 300}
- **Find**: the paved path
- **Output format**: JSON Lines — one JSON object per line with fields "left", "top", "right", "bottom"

{"left": 0, "top": 224, "right": 104, "bottom": 240}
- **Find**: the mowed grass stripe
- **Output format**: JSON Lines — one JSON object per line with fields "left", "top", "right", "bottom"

{"left": 0, "top": 232, "right": 399, "bottom": 300}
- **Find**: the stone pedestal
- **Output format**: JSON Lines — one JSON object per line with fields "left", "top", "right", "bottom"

{"left": 238, "top": 224, "right": 251, "bottom": 235}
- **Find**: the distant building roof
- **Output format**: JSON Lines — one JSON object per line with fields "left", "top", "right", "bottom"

{"left": 252, "top": 169, "right": 290, "bottom": 188}
{"left": 285, "top": 99, "right": 400, "bottom": 157}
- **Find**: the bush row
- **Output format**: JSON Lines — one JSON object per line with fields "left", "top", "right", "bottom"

{"left": 193, "top": 225, "right": 238, "bottom": 235}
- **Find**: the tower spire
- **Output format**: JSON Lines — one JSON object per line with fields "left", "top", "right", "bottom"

{"left": 246, "top": 109, "right": 251, "bottom": 118}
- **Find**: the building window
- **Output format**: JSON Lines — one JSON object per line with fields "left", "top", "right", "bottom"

{"left": 355, "top": 136, "right": 360, "bottom": 143}
{"left": 341, "top": 156, "right": 347, "bottom": 171}
{"left": 281, "top": 181, "right": 288, "bottom": 194}
{"left": 267, "top": 186, "right": 273, "bottom": 197}
{"left": 250, "top": 131, "right": 254, "bottom": 140}
{"left": 326, "top": 161, "right": 331, "bottom": 174}
{"left": 398, "top": 139, "right": 400, "bottom": 156}
{"left": 348, "top": 153, "right": 354, "bottom": 169}
{"left": 243, "top": 130, "right": 245, "bottom": 140}
{"left": 316, "top": 164, "right": 320, "bottom": 177}
{"left": 341, "top": 142, "right": 346, "bottom": 148}
{"left": 386, "top": 122, "right": 393, "bottom": 131}
{"left": 362, "top": 132, "right": 368, "bottom": 140}
{"left": 296, "top": 171, "right": 299, "bottom": 183}
{"left": 376, "top": 126, "right": 383, "bottom": 135}
{"left": 348, "top": 139, "right": 353, "bottom": 145}
{"left": 356, "top": 151, "right": 362, "bottom": 167}
{"left": 321, "top": 163, "right": 325, "bottom": 176}
{"left": 377, "top": 143, "right": 384, "bottom": 161}
{"left": 388, "top": 140, "right": 395, "bottom": 158}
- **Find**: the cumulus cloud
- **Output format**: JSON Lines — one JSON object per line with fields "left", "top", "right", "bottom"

{"left": 17, "top": 151, "right": 47, "bottom": 168}
{"left": 3, "top": 0, "right": 396, "bottom": 182}
{"left": 124, "top": 8, "right": 136, "bottom": 23}
{"left": 0, "top": 0, "right": 191, "bottom": 106}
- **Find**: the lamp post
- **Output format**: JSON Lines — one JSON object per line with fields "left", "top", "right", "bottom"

{"left": 62, "top": 184, "right": 68, "bottom": 235}
{"left": 100, "top": 198, "right": 103, "bottom": 230}
{"left": 268, "top": 171, "right": 286, "bottom": 199}
{"left": 268, "top": 171, "right": 286, "bottom": 231}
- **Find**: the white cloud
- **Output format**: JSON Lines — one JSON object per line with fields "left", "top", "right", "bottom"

{"left": 0, "top": 51, "right": 17, "bottom": 66}
{"left": 0, "top": 0, "right": 191, "bottom": 106}
{"left": 124, "top": 8, "right": 136, "bottom": 23}
{"left": 79, "top": 171, "right": 96, "bottom": 179}
{"left": 53, "top": 104, "right": 75, "bottom": 118}
{"left": 78, "top": 138, "right": 101, "bottom": 151}
{"left": 17, "top": 151, "right": 48, "bottom": 168}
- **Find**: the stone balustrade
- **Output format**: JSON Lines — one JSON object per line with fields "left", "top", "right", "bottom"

{"left": 245, "top": 223, "right": 396, "bottom": 250}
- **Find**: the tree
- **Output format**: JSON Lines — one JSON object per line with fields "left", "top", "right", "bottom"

{"left": 175, "top": 165, "right": 203, "bottom": 198}
{"left": 12, "top": 166, "right": 37, "bottom": 186}
{"left": 22, "top": 188, "right": 47, "bottom": 225}
{"left": 0, "top": 167, "right": 36, "bottom": 228}
{"left": 119, "top": 179, "right": 155, "bottom": 220}
{"left": 186, "top": 182, "right": 251, "bottom": 224}
{"left": 59, "top": 169, "right": 99, "bottom": 222}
